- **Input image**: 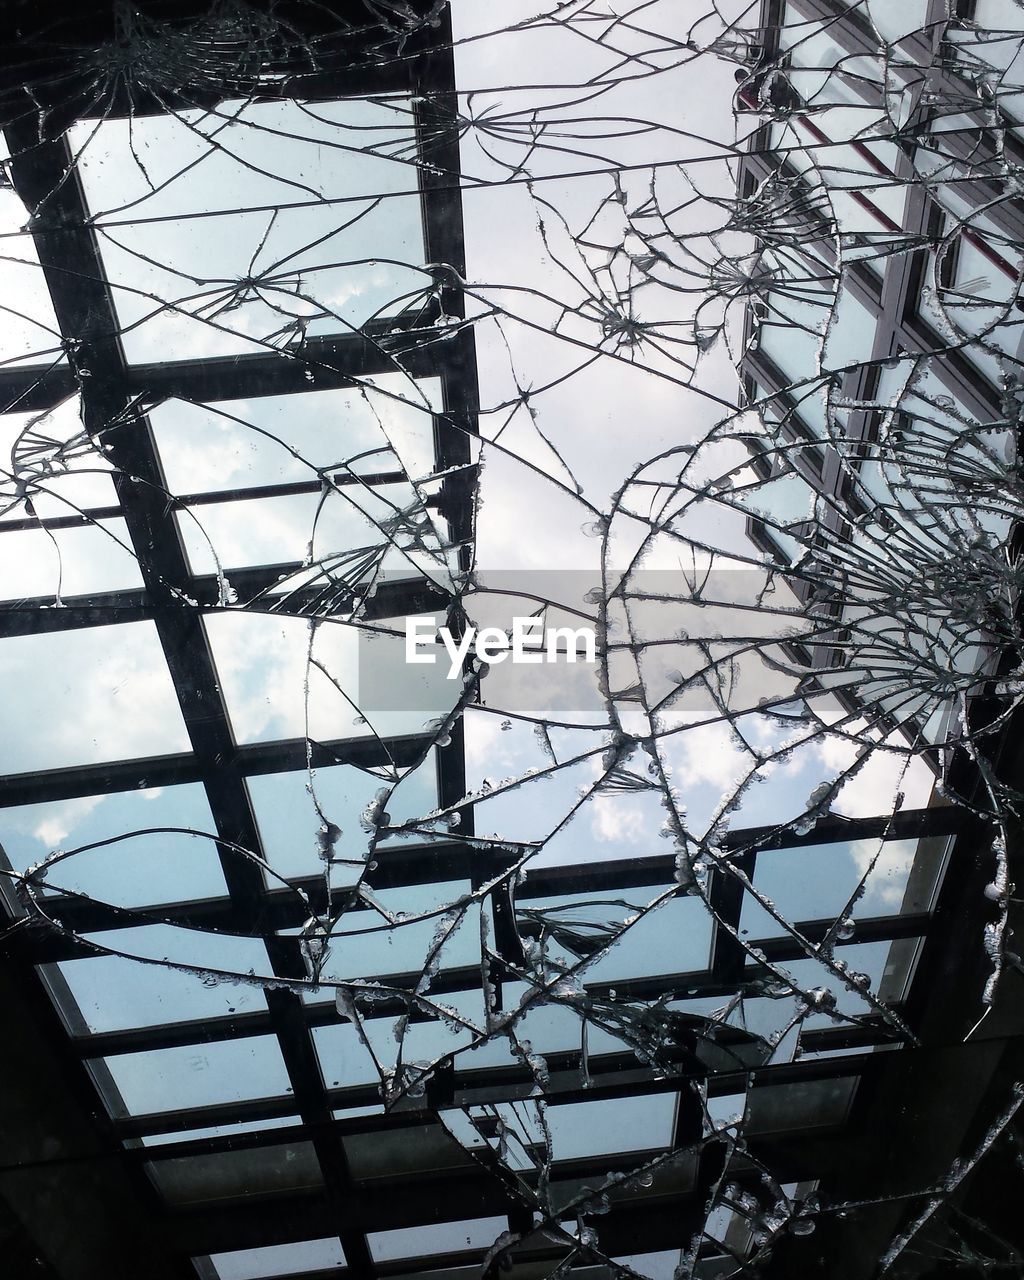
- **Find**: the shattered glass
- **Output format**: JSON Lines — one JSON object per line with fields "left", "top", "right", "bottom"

{"left": 0, "top": 1, "right": 1022, "bottom": 1277}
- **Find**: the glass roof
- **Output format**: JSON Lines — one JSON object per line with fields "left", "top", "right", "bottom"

{"left": 0, "top": 1, "right": 1020, "bottom": 1277}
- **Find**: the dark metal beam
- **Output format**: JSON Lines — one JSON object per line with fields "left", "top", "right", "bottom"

{"left": 0, "top": 731, "right": 433, "bottom": 808}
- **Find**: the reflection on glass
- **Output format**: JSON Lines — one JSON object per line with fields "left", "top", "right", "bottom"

{"left": 545, "top": 1093, "right": 676, "bottom": 1161}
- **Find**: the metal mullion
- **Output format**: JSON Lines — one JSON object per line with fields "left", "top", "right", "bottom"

{"left": 749, "top": 911, "right": 931, "bottom": 962}
{"left": 410, "top": 43, "right": 480, "bottom": 562}
{"left": 0, "top": 362, "right": 79, "bottom": 413}
{"left": 708, "top": 850, "right": 757, "bottom": 989}
{"left": 120, "top": 326, "right": 446, "bottom": 402}
{"left": 0, "top": 598, "right": 155, "bottom": 636}
{"left": 124, "top": 1107, "right": 429, "bottom": 1164}
{"left": 0, "top": 732, "right": 433, "bottom": 806}
{"left": 0, "top": 471, "right": 409, "bottom": 536}
{"left": 0, "top": 501, "right": 124, "bottom": 533}
{"left": 0, "top": 567, "right": 451, "bottom": 637}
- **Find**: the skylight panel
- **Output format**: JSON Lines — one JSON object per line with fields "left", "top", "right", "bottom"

{"left": 0, "top": 520, "right": 144, "bottom": 601}
{"left": 95, "top": 1034, "right": 293, "bottom": 1116}
{"left": 204, "top": 610, "right": 459, "bottom": 745}
{"left": 0, "top": 400, "right": 117, "bottom": 520}
{"left": 246, "top": 751, "right": 439, "bottom": 884}
{"left": 0, "top": 622, "right": 189, "bottom": 774}
{"left": 515, "top": 886, "right": 714, "bottom": 983}
{"left": 175, "top": 482, "right": 423, "bottom": 578}
{"left": 544, "top": 1093, "right": 677, "bottom": 1162}
{"left": 45, "top": 934, "right": 270, "bottom": 1034}
{"left": 737, "top": 837, "right": 924, "bottom": 936}
{"left": 204, "top": 1237, "right": 346, "bottom": 1280}
{"left": 310, "top": 1021, "right": 381, "bottom": 1091}
{"left": 70, "top": 98, "right": 427, "bottom": 363}
{"left": 148, "top": 379, "right": 442, "bottom": 496}
{"left": 298, "top": 885, "right": 479, "bottom": 992}
{"left": 367, "top": 1217, "right": 508, "bottom": 1263}
{"left": 2, "top": 783, "right": 226, "bottom": 909}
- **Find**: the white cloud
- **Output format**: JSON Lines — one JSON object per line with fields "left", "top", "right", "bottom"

{"left": 31, "top": 794, "right": 105, "bottom": 851}
{"left": 589, "top": 794, "right": 648, "bottom": 844}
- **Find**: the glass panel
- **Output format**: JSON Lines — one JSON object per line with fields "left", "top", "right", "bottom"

{"left": 146, "top": 1141, "right": 322, "bottom": 1205}
{"left": 204, "top": 611, "right": 459, "bottom": 745}
{"left": 96, "top": 1035, "right": 293, "bottom": 1116}
{"left": 0, "top": 623, "right": 189, "bottom": 774}
{"left": 0, "top": 521, "right": 144, "bottom": 600}
{"left": 176, "top": 484, "right": 423, "bottom": 577}
{"left": 313, "top": 994, "right": 488, "bottom": 1093}
{"left": 300, "top": 883, "right": 479, "bottom": 996}
{"left": 0, "top": 784, "right": 225, "bottom": 907}
{"left": 45, "top": 930, "right": 270, "bottom": 1033}
{"left": 486, "top": 981, "right": 626, "bottom": 1064}
{"left": 71, "top": 98, "right": 427, "bottom": 363}
{"left": 310, "top": 1020, "right": 380, "bottom": 1090}
{"left": 313, "top": 986, "right": 485, "bottom": 1090}
{"left": 139, "top": 1115, "right": 300, "bottom": 1148}
{"left": 80, "top": 922, "right": 276, "bottom": 981}
{"left": 739, "top": 838, "right": 925, "bottom": 935}
{"left": 206, "top": 1238, "right": 346, "bottom": 1280}
{"left": 516, "top": 886, "right": 713, "bottom": 981}
{"left": 545, "top": 1093, "right": 676, "bottom": 1161}
{"left": 247, "top": 752, "right": 438, "bottom": 884}
{"left": 367, "top": 1217, "right": 508, "bottom": 1264}
{"left": 766, "top": 941, "right": 895, "bottom": 1027}
{"left": 331, "top": 1103, "right": 385, "bottom": 1121}
{"left": 149, "top": 380, "right": 441, "bottom": 497}
{"left": 0, "top": 401, "right": 114, "bottom": 520}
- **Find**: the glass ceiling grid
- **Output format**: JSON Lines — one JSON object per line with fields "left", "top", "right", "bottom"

{"left": 0, "top": 3, "right": 1012, "bottom": 1276}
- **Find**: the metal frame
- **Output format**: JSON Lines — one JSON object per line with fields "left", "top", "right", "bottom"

{"left": 0, "top": 2, "right": 1017, "bottom": 1278}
